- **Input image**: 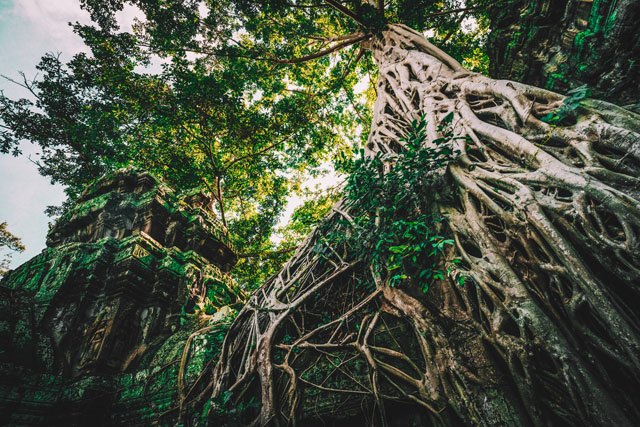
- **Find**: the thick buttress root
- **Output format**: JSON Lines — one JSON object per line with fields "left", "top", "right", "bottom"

{"left": 210, "top": 24, "right": 640, "bottom": 426}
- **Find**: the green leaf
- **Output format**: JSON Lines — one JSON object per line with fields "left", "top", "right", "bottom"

{"left": 540, "top": 112, "right": 556, "bottom": 123}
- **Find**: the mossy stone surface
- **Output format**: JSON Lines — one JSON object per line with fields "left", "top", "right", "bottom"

{"left": 0, "top": 168, "right": 243, "bottom": 425}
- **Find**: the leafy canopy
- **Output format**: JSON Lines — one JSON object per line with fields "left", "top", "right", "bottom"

{"left": 0, "top": 0, "right": 492, "bottom": 287}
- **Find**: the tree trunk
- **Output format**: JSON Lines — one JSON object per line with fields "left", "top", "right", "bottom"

{"left": 487, "top": 0, "right": 640, "bottom": 107}
{"left": 211, "top": 24, "right": 640, "bottom": 426}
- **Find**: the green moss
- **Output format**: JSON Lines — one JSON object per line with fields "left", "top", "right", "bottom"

{"left": 59, "top": 191, "right": 113, "bottom": 224}
{"left": 503, "top": 31, "right": 522, "bottom": 64}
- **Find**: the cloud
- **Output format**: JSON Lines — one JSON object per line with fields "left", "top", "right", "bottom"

{"left": 9, "top": 0, "right": 91, "bottom": 55}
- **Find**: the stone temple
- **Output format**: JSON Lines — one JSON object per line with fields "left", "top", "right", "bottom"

{"left": 0, "top": 167, "right": 245, "bottom": 425}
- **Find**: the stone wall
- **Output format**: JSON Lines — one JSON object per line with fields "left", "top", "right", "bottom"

{"left": 487, "top": 0, "right": 640, "bottom": 107}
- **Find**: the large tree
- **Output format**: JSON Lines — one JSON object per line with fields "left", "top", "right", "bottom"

{"left": 0, "top": 0, "right": 492, "bottom": 289}
{"left": 203, "top": 3, "right": 640, "bottom": 426}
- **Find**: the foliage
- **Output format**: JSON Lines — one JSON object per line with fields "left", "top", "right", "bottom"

{"left": 0, "top": 0, "right": 498, "bottom": 288}
{"left": 317, "top": 115, "right": 465, "bottom": 292}
{"left": 280, "top": 184, "right": 343, "bottom": 243}
{"left": 0, "top": 221, "right": 25, "bottom": 276}
{"left": 540, "top": 84, "right": 590, "bottom": 125}
{"left": 0, "top": 20, "right": 351, "bottom": 288}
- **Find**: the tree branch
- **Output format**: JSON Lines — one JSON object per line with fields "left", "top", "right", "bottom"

{"left": 222, "top": 134, "right": 289, "bottom": 173}
{"left": 442, "top": 10, "right": 469, "bottom": 44}
{"left": 307, "top": 32, "right": 365, "bottom": 43}
{"left": 324, "top": 0, "right": 367, "bottom": 27}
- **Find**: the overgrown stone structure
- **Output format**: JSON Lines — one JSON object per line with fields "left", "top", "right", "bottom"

{"left": 488, "top": 0, "right": 640, "bottom": 106}
{"left": 0, "top": 167, "right": 245, "bottom": 425}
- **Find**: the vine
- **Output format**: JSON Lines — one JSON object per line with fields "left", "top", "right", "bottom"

{"left": 320, "top": 113, "right": 465, "bottom": 293}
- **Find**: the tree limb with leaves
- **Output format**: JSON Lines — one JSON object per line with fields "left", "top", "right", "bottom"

{"left": 0, "top": 222, "right": 25, "bottom": 276}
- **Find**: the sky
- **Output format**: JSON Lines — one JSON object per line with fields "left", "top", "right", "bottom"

{"left": 0, "top": 0, "right": 144, "bottom": 267}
